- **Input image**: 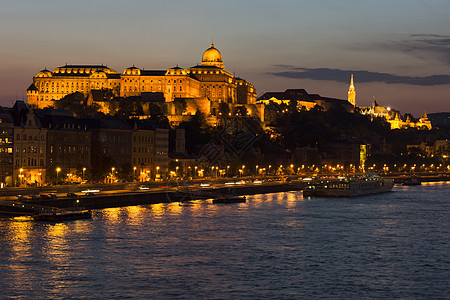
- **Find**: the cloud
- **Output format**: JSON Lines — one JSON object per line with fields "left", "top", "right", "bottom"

{"left": 268, "top": 67, "right": 450, "bottom": 86}
{"left": 388, "top": 34, "right": 450, "bottom": 65}
{"left": 410, "top": 34, "right": 450, "bottom": 46}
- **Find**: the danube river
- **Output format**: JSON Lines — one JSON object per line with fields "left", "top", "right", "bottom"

{"left": 1, "top": 182, "right": 449, "bottom": 299}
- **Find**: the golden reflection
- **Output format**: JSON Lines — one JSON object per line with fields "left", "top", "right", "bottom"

{"left": 102, "top": 205, "right": 150, "bottom": 225}
{"left": 422, "top": 181, "right": 449, "bottom": 186}
{"left": 151, "top": 203, "right": 168, "bottom": 217}
{"left": 3, "top": 217, "right": 35, "bottom": 292}
{"left": 102, "top": 207, "right": 122, "bottom": 224}
{"left": 6, "top": 216, "right": 34, "bottom": 254}
{"left": 285, "top": 191, "right": 301, "bottom": 209}
{"left": 125, "top": 205, "right": 147, "bottom": 225}
{"left": 43, "top": 222, "right": 72, "bottom": 272}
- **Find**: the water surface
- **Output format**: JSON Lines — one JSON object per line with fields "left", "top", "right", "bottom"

{"left": 1, "top": 182, "right": 449, "bottom": 299}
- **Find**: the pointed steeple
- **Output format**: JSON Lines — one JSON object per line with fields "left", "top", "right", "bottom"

{"left": 347, "top": 74, "right": 356, "bottom": 106}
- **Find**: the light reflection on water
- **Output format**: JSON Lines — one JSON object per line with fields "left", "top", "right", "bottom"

{"left": 1, "top": 184, "right": 449, "bottom": 299}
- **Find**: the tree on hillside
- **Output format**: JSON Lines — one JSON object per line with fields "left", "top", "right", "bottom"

{"left": 54, "top": 92, "right": 102, "bottom": 118}
{"left": 178, "top": 110, "right": 211, "bottom": 154}
{"left": 173, "top": 98, "right": 187, "bottom": 115}
{"left": 114, "top": 98, "right": 144, "bottom": 118}
{"left": 148, "top": 103, "right": 169, "bottom": 127}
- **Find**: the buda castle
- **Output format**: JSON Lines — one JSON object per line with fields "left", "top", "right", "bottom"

{"left": 26, "top": 42, "right": 257, "bottom": 117}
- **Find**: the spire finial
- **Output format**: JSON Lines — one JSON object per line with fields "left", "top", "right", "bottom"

{"left": 211, "top": 36, "right": 214, "bottom": 47}
{"left": 350, "top": 74, "right": 354, "bottom": 87}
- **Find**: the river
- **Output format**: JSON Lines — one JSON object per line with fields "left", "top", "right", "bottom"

{"left": 1, "top": 182, "right": 449, "bottom": 299}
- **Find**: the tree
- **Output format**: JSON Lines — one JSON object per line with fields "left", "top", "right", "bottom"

{"left": 54, "top": 92, "right": 102, "bottom": 118}
{"left": 173, "top": 98, "right": 187, "bottom": 115}
{"left": 218, "top": 102, "right": 230, "bottom": 116}
{"left": 148, "top": 103, "right": 169, "bottom": 127}
{"left": 235, "top": 106, "right": 248, "bottom": 116}
{"left": 178, "top": 110, "right": 212, "bottom": 154}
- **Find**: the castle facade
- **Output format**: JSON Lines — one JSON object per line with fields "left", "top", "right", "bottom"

{"left": 27, "top": 42, "right": 257, "bottom": 110}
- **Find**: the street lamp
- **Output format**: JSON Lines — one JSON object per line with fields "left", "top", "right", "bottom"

{"left": 56, "top": 167, "right": 61, "bottom": 184}
{"left": 133, "top": 166, "right": 137, "bottom": 181}
{"left": 111, "top": 167, "right": 115, "bottom": 182}
{"left": 256, "top": 165, "right": 259, "bottom": 176}
{"left": 82, "top": 167, "right": 86, "bottom": 181}
{"left": 227, "top": 165, "right": 230, "bottom": 177}
{"left": 19, "top": 168, "right": 23, "bottom": 186}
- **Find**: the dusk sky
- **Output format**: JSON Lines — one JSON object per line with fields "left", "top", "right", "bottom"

{"left": 1, "top": 0, "right": 449, "bottom": 116}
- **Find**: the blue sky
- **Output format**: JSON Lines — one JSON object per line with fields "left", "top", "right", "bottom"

{"left": 1, "top": 0, "right": 449, "bottom": 115}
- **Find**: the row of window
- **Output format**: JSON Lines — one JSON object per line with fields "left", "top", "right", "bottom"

{"left": 133, "top": 157, "right": 154, "bottom": 165}
{"left": 15, "top": 146, "right": 44, "bottom": 154}
{"left": 0, "top": 138, "right": 12, "bottom": 144}
{"left": 0, "top": 147, "right": 12, "bottom": 153}
{"left": 133, "top": 146, "right": 153, "bottom": 153}
{"left": 133, "top": 135, "right": 154, "bottom": 143}
{"left": 49, "top": 145, "right": 89, "bottom": 154}
{"left": 124, "top": 79, "right": 162, "bottom": 83}
{"left": 16, "top": 134, "right": 45, "bottom": 141}
{"left": 37, "top": 81, "right": 120, "bottom": 88}
{"left": 0, "top": 157, "right": 12, "bottom": 163}
{"left": 15, "top": 158, "right": 44, "bottom": 168}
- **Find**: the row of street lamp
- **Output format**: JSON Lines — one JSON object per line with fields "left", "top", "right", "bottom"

{"left": 16, "top": 161, "right": 450, "bottom": 186}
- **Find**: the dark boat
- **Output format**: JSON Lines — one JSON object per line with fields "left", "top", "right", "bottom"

{"left": 401, "top": 178, "right": 421, "bottom": 186}
{"left": 212, "top": 196, "right": 246, "bottom": 204}
{"left": 33, "top": 209, "right": 92, "bottom": 222}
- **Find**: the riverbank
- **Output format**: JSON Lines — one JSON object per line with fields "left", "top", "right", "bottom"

{"left": 1, "top": 173, "right": 449, "bottom": 217}
{"left": 1, "top": 181, "right": 303, "bottom": 216}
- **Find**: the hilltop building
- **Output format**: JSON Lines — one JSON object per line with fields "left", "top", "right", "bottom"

{"left": 26, "top": 42, "right": 257, "bottom": 122}
{"left": 344, "top": 75, "right": 432, "bottom": 130}
{"left": 257, "top": 89, "right": 354, "bottom": 111}
{"left": 359, "top": 100, "right": 432, "bottom": 130}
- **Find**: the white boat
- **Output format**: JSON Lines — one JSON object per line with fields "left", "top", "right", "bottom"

{"left": 303, "top": 171, "right": 393, "bottom": 197}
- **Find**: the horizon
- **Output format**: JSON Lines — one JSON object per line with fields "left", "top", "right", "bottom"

{"left": 1, "top": 0, "right": 449, "bottom": 116}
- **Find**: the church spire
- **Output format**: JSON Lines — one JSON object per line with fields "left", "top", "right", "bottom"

{"left": 348, "top": 74, "right": 356, "bottom": 106}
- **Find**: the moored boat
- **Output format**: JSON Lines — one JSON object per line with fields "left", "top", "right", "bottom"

{"left": 401, "top": 178, "right": 421, "bottom": 186}
{"left": 303, "top": 171, "right": 393, "bottom": 197}
{"left": 34, "top": 209, "right": 92, "bottom": 222}
{"left": 213, "top": 196, "right": 246, "bottom": 204}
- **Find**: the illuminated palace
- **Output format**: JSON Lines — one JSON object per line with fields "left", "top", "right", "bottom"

{"left": 26, "top": 42, "right": 257, "bottom": 117}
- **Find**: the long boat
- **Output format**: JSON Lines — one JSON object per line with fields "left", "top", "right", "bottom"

{"left": 33, "top": 209, "right": 92, "bottom": 222}
{"left": 303, "top": 171, "right": 394, "bottom": 197}
{"left": 212, "top": 196, "right": 246, "bottom": 204}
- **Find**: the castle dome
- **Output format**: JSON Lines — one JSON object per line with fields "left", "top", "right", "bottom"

{"left": 201, "top": 43, "right": 224, "bottom": 69}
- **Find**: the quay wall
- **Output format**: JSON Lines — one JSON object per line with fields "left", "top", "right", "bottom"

{"left": 27, "top": 182, "right": 303, "bottom": 210}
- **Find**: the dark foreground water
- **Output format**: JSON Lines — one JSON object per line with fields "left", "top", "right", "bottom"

{"left": 1, "top": 182, "right": 449, "bottom": 299}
